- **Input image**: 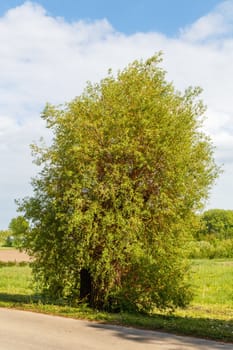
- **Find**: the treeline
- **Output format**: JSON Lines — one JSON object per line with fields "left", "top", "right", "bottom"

{"left": 188, "top": 209, "right": 233, "bottom": 259}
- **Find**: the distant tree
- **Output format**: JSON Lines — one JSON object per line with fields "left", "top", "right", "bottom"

{"left": 18, "top": 54, "right": 218, "bottom": 312}
{"left": 199, "top": 209, "right": 233, "bottom": 240}
{"left": 0, "top": 230, "right": 11, "bottom": 247}
{"left": 8, "top": 216, "right": 29, "bottom": 248}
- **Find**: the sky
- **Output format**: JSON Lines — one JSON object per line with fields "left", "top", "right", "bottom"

{"left": 0, "top": 0, "right": 233, "bottom": 228}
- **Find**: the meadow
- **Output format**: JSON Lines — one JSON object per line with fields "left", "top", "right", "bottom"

{"left": 0, "top": 259, "right": 232, "bottom": 342}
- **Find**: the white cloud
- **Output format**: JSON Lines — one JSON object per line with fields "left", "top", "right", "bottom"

{"left": 180, "top": 0, "right": 233, "bottom": 41}
{"left": 0, "top": 1, "right": 233, "bottom": 227}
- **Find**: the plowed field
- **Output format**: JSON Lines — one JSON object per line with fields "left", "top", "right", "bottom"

{"left": 0, "top": 249, "right": 30, "bottom": 262}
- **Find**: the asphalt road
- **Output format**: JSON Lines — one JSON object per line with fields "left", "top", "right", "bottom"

{"left": 0, "top": 308, "right": 232, "bottom": 350}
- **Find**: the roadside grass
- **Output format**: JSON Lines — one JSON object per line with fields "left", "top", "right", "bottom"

{"left": 0, "top": 246, "right": 14, "bottom": 250}
{"left": 0, "top": 259, "right": 232, "bottom": 342}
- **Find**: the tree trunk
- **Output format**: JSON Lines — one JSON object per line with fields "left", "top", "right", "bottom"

{"left": 80, "top": 268, "right": 92, "bottom": 305}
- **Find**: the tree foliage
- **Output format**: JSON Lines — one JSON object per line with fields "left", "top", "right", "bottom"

{"left": 8, "top": 216, "right": 29, "bottom": 248}
{"left": 0, "top": 230, "right": 11, "bottom": 247}
{"left": 198, "top": 209, "right": 233, "bottom": 240}
{"left": 18, "top": 54, "right": 218, "bottom": 312}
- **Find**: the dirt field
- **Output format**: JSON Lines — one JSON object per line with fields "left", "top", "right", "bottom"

{"left": 0, "top": 249, "right": 31, "bottom": 262}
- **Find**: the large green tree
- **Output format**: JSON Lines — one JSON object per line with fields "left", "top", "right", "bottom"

{"left": 19, "top": 54, "right": 218, "bottom": 311}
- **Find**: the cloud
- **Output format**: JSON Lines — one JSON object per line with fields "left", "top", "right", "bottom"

{"left": 0, "top": 1, "right": 233, "bottom": 227}
{"left": 180, "top": 0, "right": 233, "bottom": 41}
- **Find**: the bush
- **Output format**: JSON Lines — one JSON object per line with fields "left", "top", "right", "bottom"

{"left": 188, "top": 239, "right": 233, "bottom": 259}
{"left": 109, "top": 251, "right": 192, "bottom": 312}
{"left": 5, "top": 235, "right": 15, "bottom": 247}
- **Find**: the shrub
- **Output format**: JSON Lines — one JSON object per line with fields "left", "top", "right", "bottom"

{"left": 188, "top": 239, "right": 233, "bottom": 259}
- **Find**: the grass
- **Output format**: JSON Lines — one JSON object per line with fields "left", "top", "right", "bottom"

{"left": 0, "top": 259, "right": 232, "bottom": 343}
{"left": 191, "top": 259, "right": 233, "bottom": 306}
{"left": 0, "top": 265, "right": 33, "bottom": 295}
{"left": 0, "top": 246, "right": 14, "bottom": 250}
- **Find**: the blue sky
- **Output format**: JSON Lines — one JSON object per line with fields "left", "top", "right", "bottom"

{"left": 0, "top": 0, "right": 222, "bottom": 34}
{"left": 0, "top": 0, "right": 233, "bottom": 228}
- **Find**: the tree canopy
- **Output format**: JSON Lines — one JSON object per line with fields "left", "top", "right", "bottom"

{"left": 199, "top": 209, "right": 233, "bottom": 240}
{"left": 8, "top": 216, "right": 29, "bottom": 248}
{"left": 19, "top": 54, "right": 218, "bottom": 312}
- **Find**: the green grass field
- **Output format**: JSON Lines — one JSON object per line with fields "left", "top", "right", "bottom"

{"left": 191, "top": 259, "right": 233, "bottom": 307}
{"left": 0, "top": 259, "right": 232, "bottom": 342}
{"left": 0, "top": 265, "right": 33, "bottom": 295}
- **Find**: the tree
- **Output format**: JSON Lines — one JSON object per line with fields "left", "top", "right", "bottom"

{"left": 18, "top": 54, "right": 218, "bottom": 312}
{"left": 8, "top": 216, "right": 29, "bottom": 248}
{"left": 0, "top": 230, "right": 11, "bottom": 247}
{"left": 199, "top": 209, "right": 233, "bottom": 240}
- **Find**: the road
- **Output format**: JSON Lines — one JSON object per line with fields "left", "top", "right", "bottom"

{"left": 0, "top": 308, "right": 232, "bottom": 350}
